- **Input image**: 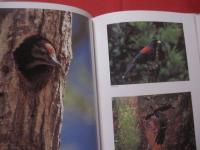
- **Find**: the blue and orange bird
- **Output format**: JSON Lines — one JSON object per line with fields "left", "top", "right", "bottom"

{"left": 122, "top": 39, "right": 162, "bottom": 79}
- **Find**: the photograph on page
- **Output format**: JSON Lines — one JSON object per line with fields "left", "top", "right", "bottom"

{"left": 112, "top": 92, "right": 196, "bottom": 150}
{"left": 0, "top": 5, "right": 98, "bottom": 150}
{"left": 107, "top": 21, "right": 189, "bottom": 85}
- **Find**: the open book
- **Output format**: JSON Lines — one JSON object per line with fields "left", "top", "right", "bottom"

{"left": 0, "top": 2, "right": 200, "bottom": 150}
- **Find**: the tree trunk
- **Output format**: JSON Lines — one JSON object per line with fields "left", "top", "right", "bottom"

{"left": 0, "top": 9, "right": 72, "bottom": 150}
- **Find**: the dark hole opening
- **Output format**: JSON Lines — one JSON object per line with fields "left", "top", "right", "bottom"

{"left": 13, "top": 35, "right": 56, "bottom": 91}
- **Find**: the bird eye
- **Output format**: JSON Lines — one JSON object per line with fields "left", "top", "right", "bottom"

{"left": 157, "top": 40, "right": 162, "bottom": 44}
{"left": 31, "top": 45, "right": 47, "bottom": 60}
{"left": 39, "top": 47, "right": 47, "bottom": 54}
{"left": 34, "top": 44, "right": 46, "bottom": 53}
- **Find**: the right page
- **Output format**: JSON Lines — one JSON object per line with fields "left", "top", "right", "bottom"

{"left": 93, "top": 11, "right": 200, "bottom": 150}
{"left": 196, "top": 14, "right": 200, "bottom": 57}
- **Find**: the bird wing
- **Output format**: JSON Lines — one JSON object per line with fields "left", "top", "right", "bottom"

{"left": 140, "top": 46, "right": 152, "bottom": 54}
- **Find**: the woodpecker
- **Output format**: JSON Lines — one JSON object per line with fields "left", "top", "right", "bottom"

{"left": 14, "top": 35, "right": 61, "bottom": 91}
{"left": 122, "top": 39, "right": 161, "bottom": 79}
{"left": 145, "top": 104, "right": 174, "bottom": 145}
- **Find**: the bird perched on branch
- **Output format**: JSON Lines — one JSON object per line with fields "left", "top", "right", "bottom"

{"left": 122, "top": 39, "right": 162, "bottom": 79}
{"left": 14, "top": 35, "right": 61, "bottom": 91}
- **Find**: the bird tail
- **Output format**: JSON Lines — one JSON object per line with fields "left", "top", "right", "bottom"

{"left": 155, "top": 127, "right": 166, "bottom": 144}
{"left": 122, "top": 53, "right": 142, "bottom": 79}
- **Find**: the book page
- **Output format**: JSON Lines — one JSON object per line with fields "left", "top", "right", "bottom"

{"left": 0, "top": 2, "right": 100, "bottom": 150}
{"left": 93, "top": 11, "right": 200, "bottom": 150}
{"left": 195, "top": 14, "right": 200, "bottom": 57}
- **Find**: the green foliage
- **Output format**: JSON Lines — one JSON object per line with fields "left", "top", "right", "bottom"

{"left": 63, "top": 85, "right": 94, "bottom": 114}
{"left": 159, "top": 47, "right": 188, "bottom": 81}
{"left": 108, "top": 22, "right": 189, "bottom": 85}
{"left": 114, "top": 100, "right": 140, "bottom": 150}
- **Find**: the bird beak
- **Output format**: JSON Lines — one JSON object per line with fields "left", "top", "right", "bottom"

{"left": 49, "top": 55, "right": 66, "bottom": 75}
{"left": 157, "top": 40, "right": 162, "bottom": 44}
{"left": 49, "top": 54, "right": 62, "bottom": 68}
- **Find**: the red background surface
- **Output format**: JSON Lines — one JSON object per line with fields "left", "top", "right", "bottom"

{"left": 24, "top": 0, "right": 200, "bottom": 16}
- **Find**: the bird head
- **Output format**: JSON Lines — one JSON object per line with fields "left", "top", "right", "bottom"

{"left": 150, "top": 39, "right": 162, "bottom": 46}
{"left": 26, "top": 40, "right": 61, "bottom": 69}
{"left": 150, "top": 39, "right": 162, "bottom": 49}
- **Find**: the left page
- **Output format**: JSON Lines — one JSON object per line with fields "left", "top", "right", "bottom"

{"left": 0, "top": 2, "right": 99, "bottom": 150}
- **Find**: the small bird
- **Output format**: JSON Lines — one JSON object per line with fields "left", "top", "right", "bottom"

{"left": 14, "top": 35, "right": 61, "bottom": 91}
{"left": 122, "top": 39, "right": 161, "bottom": 79}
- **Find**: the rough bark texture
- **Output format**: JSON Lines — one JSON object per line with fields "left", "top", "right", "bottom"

{"left": 0, "top": 9, "right": 72, "bottom": 150}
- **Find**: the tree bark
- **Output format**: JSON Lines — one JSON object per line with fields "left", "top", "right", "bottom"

{"left": 0, "top": 9, "right": 72, "bottom": 150}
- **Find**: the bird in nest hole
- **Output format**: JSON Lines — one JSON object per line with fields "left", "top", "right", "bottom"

{"left": 14, "top": 35, "right": 62, "bottom": 91}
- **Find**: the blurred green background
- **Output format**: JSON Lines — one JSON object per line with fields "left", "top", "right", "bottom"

{"left": 61, "top": 14, "right": 98, "bottom": 150}
{"left": 107, "top": 22, "right": 189, "bottom": 85}
{"left": 113, "top": 98, "right": 140, "bottom": 150}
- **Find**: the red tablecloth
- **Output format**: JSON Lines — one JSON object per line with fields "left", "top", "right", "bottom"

{"left": 26, "top": 0, "right": 200, "bottom": 16}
